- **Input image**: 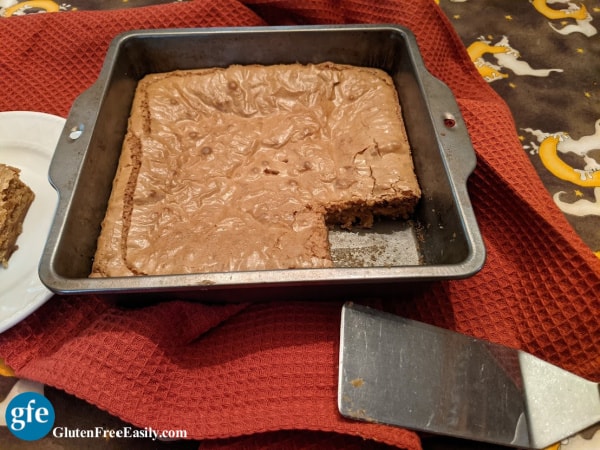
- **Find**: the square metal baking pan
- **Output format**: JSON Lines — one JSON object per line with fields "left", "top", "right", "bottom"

{"left": 39, "top": 24, "right": 486, "bottom": 300}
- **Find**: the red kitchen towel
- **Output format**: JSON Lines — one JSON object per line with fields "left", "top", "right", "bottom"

{"left": 0, "top": 0, "right": 599, "bottom": 449}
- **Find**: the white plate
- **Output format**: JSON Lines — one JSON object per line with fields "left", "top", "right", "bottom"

{"left": 0, "top": 111, "right": 65, "bottom": 333}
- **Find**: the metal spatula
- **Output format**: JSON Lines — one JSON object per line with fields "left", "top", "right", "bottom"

{"left": 338, "top": 302, "right": 599, "bottom": 449}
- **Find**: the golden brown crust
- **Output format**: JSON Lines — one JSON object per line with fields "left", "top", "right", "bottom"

{"left": 0, "top": 164, "right": 35, "bottom": 268}
{"left": 91, "top": 63, "right": 420, "bottom": 277}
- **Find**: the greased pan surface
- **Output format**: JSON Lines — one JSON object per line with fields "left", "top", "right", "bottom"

{"left": 39, "top": 25, "right": 485, "bottom": 300}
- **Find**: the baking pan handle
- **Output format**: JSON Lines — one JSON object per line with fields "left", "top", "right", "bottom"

{"left": 421, "top": 73, "right": 478, "bottom": 183}
{"left": 416, "top": 69, "right": 486, "bottom": 275}
{"left": 48, "top": 83, "right": 103, "bottom": 195}
{"left": 41, "top": 83, "right": 105, "bottom": 286}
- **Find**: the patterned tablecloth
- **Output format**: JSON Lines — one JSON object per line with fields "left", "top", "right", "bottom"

{"left": 439, "top": 0, "right": 600, "bottom": 259}
{"left": 0, "top": 1, "right": 598, "bottom": 450}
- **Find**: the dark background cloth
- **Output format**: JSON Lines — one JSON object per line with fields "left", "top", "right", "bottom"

{"left": 439, "top": 0, "right": 600, "bottom": 258}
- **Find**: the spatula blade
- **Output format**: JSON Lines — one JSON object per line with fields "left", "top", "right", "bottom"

{"left": 338, "top": 302, "right": 598, "bottom": 449}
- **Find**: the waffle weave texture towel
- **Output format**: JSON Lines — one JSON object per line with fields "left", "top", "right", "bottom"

{"left": 0, "top": 0, "right": 598, "bottom": 448}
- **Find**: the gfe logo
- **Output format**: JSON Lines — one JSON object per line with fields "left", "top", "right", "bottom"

{"left": 5, "top": 392, "right": 55, "bottom": 441}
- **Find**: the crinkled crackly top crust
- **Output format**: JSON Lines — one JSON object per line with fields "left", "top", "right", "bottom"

{"left": 90, "top": 63, "right": 421, "bottom": 277}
